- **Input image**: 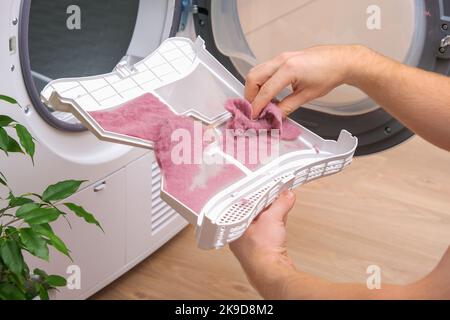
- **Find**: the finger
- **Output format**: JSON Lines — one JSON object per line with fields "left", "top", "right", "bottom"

{"left": 245, "top": 63, "right": 280, "bottom": 104}
{"left": 245, "top": 52, "right": 298, "bottom": 103}
{"left": 277, "top": 90, "right": 316, "bottom": 116}
{"left": 260, "top": 190, "right": 296, "bottom": 223}
{"left": 251, "top": 68, "right": 294, "bottom": 118}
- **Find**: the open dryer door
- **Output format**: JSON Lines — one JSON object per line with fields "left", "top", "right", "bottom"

{"left": 192, "top": 0, "right": 450, "bottom": 155}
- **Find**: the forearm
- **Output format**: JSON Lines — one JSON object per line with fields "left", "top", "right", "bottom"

{"left": 282, "top": 271, "right": 410, "bottom": 300}
{"left": 347, "top": 47, "right": 450, "bottom": 151}
{"left": 245, "top": 253, "right": 412, "bottom": 300}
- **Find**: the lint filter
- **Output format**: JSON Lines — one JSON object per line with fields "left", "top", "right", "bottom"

{"left": 41, "top": 37, "right": 358, "bottom": 250}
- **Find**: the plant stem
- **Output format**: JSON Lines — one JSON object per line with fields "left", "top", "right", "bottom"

{"left": 1, "top": 213, "right": 15, "bottom": 218}
{"left": 3, "top": 217, "right": 23, "bottom": 228}
{"left": 0, "top": 205, "right": 12, "bottom": 215}
{"left": 49, "top": 202, "right": 72, "bottom": 229}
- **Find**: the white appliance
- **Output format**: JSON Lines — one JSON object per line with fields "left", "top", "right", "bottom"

{"left": 1, "top": 0, "right": 448, "bottom": 299}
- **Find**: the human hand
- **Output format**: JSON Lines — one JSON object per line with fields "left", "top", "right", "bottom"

{"left": 229, "top": 190, "right": 297, "bottom": 298}
{"left": 245, "top": 45, "right": 368, "bottom": 118}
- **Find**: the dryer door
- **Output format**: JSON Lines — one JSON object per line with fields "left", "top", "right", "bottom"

{"left": 193, "top": 0, "right": 450, "bottom": 155}
{"left": 19, "top": 0, "right": 182, "bottom": 132}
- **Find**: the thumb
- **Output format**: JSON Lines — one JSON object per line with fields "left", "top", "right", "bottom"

{"left": 263, "top": 190, "right": 296, "bottom": 224}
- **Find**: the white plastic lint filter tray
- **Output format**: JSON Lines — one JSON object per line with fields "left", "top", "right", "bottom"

{"left": 41, "top": 37, "right": 358, "bottom": 250}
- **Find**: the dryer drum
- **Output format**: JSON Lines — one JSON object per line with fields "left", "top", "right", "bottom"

{"left": 19, "top": 0, "right": 181, "bottom": 132}
{"left": 193, "top": 0, "right": 450, "bottom": 155}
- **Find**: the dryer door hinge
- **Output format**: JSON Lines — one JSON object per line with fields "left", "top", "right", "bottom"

{"left": 439, "top": 35, "right": 450, "bottom": 58}
{"left": 441, "top": 35, "right": 450, "bottom": 49}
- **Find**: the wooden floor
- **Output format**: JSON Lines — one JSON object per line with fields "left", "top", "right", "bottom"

{"left": 93, "top": 137, "right": 450, "bottom": 299}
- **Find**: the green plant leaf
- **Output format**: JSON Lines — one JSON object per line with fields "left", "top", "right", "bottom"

{"left": 46, "top": 275, "right": 67, "bottom": 287}
{"left": 0, "top": 95, "right": 17, "bottom": 104}
{"left": 42, "top": 180, "right": 85, "bottom": 202}
{"left": 32, "top": 224, "right": 72, "bottom": 260}
{"left": 33, "top": 268, "right": 48, "bottom": 279}
{"left": 0, "top": 115, "right": 15, "bottom": 127}
{"left": 49, "top": 235, "right": 71, "bottom": 260}
{"left": 30, "top": 223, "right": 53, "bottom": 237}
{"left": 0, "top": 127, "right": 9, "bottom": 155}
{"left": 0, "top": 283, "right": 26, "bottom": 300}
{"left": 32, "top": 223, "right": 55, "bottom": 239}
{"left": 0, "top": 240, "right": 25, "bottom": 276}
{"left": 38, "top": 284, "right": 49, "bottom": 300}
{"left": 4, "top": 226, "right": 18, "bottom": 237}
{"left": 21, "top": 207, "right": 60, "bottom": 225}
{"left": 9, "top": 195, "right": 34, "bottom": 208}
{"left": 64, "top": 203, "right": 103, "bottom": 231}
{"left": 7, "top": 136, "right": 23, "bottom": 153}
{"left": 16, "top": 203, "right": 40, "bottom": 218}
{"left": 19, "top": 228, "right": 49, "bottom": 261}
{"left": 15, "top": 124, "right": 35, "bottom": 162}
{"left": 5, "top": 271, "right": 26, "bottom": 289}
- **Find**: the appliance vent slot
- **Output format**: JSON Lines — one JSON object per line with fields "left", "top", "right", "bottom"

{"left": 151, "top": 163, "right": 178, "bottom": 234}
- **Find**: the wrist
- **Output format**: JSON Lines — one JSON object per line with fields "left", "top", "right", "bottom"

{"left": 243, "top": 248, "right": 298, "bottom": 299}
{"left": 344, "top": 45, "right": 376, "bottom": 87}
{"left": 344, "top": 45, "right": 403, "bottom": 93}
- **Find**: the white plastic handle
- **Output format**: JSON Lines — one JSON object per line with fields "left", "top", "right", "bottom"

{"left": 93, "top": 182, "right": 106, "bottom": 193}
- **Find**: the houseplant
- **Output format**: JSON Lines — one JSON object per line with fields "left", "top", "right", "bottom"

{"left": 0, "top": 95, "right": 102, "bottom": 300}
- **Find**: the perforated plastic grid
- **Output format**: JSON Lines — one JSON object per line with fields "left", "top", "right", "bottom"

{"left": 42, "top": 39, "right": 196, "bottom": 112}
{"left": 215, "top": 156, "right": 352, "bottom": 242}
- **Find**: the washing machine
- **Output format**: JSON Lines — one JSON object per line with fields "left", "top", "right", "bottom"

{"left": 1, "top": 0, "right": 449, "bottom": 299}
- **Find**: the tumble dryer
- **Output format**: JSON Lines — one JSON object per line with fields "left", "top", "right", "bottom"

{"left": 1, "top": 0, "right": 449, "bottom": 299}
